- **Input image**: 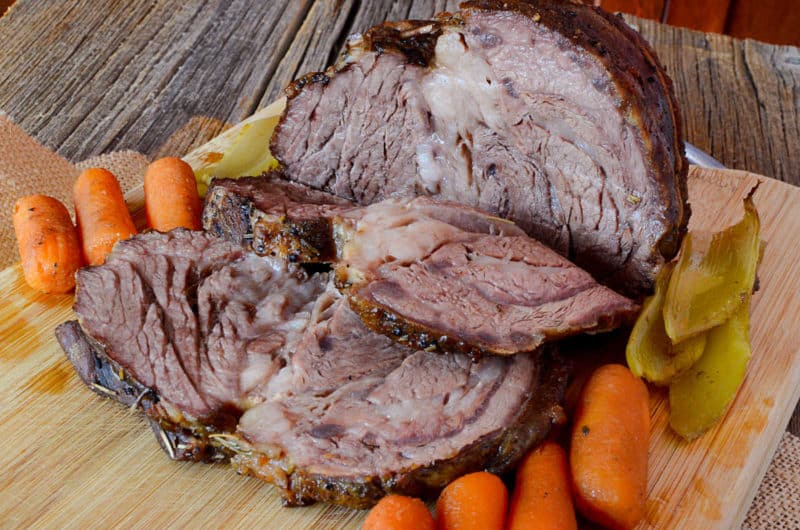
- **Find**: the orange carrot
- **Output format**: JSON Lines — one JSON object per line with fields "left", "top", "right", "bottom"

{"left": 570, "top": 364, "right": 650, "bottom": 530}
{"left": 144, "top": 157, "right": 202, "bottom": 231}
{"left": 73, "top": 167, "right": 137, "bottom": 265}
{"left": 13, "top": 195, "right": 82, "bottom": 293}
{"left": 436, "top": 471, "right": 508, "bottom": 530}
{"left": 362, "top": 494, "right": 435, "bottom": 530}
{"left": 507, "top": 441, "right": 577, "bottom": 530}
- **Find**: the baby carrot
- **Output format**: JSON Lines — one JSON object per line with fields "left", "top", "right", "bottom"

{"left": 73, "top": 167, "right": 137, "bottom": 265}
{"left": 144, "top": 157, "right": 202, "bottom": 231}
{"left": 436, "top": 471, "right": 508, "bottom": 530}
{"left": 506, "top": 441, "right": 577, "bottom": 530}
{"left": 570, "top": 364, "right": 650, "bottom": 530}
{"left": 362, "top": 494, "right": 435, "bottom": 530}
{"left": 13, "top": 195, "right": 82, "bottom": 293}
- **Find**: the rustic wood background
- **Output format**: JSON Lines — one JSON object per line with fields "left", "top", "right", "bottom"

{"left": 0, "top": 0, "right": 798, "bottom": 434}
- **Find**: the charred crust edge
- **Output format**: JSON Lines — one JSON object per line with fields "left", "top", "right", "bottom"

{"left": 340, "top": 277, "right": 639, "bottom": 358}
{"left": 203, "top": 177, "right": 339, "bottom": 262}
{"left": 284, "top": 71, "right": 332, "bottom": 99}
{"left": 344, "top": 290, "right": 507, "bottom": 358}
{"left": 56, "top": 320, "right": 232, "bottom": 463}
{"left": 349, "top": 19, "right": 446, "bottom": 67}
{"left": 282, "top": 18, "right": 450, "bottom": 102}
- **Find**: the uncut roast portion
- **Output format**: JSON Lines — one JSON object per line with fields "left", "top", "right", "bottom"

{"left": 271, "top": 0, "right": 689, "bottom": 295}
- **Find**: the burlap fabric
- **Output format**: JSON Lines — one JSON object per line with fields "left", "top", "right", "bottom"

{"left": 743, "top": 432, "right": 800, "bottom": 529}
{"left": 0, "top": 112, "right": 150, "bottom": 262}
{"left": 1, "top": 112, "right": 797, "bottom": 528}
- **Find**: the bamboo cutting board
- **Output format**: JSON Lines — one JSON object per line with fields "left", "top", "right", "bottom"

{"left": 1, "top": 165, "right": 799, "bottom": 529}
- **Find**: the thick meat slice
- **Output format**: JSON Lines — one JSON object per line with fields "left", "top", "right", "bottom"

{"left": 58, "top": 230, "right": 567, "bottom": 507}
{"left": 202, "top": 178, "right": 635, "bottom": 356}
{"left": 233, "top": 297, "right": 566, "bottom": 508}
{"left": 336, "top": 200, "right": 638, "bottom": 356}
{"left": 271, "top": 0, "right": 689, "bottom": 295}
{"left": 71, "top": 229, "right": 328, "bottom": 427}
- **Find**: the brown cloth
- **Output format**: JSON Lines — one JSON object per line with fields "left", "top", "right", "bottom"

{"left": 743, "top": 432, "right": 800, "bottom": 529}
{"left": 1, "top": 112, "right": 798, "bottom": 528}
{"left": 0, "top": 111, "right": 149, "bottom": 262}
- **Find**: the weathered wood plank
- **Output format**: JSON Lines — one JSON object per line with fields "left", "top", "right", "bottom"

{"left": 630, "top": 16, "right": 800, "bottom": 185}
{"left": 259, "top": 0, "right": 459, "bottom": 105}
{"left": 0, "top": 0, "right": 313, "bottom": 160}
{"left": 260, "top": 0, "right": 360, "bottom": 105}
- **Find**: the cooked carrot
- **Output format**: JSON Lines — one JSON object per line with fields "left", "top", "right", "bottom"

{"left": 570, "top": 364, "right": 650, "bottom": 530}
{"left": 73, "top": 167, "right": 137, "bottom": 265}
{"left": 13, "top": 195, "right": 82, "bottom": 293}
{"left": 362, "top": 494, "right": 435, "bottom": 530}
{"left": 144, "top": 157, "right": 202, "bottom": 231}
{"left": 507, "top": 441, "right": 577, "bottom": 530}
{"left": 436, "top": 471, "right": 508, "bottom": 530}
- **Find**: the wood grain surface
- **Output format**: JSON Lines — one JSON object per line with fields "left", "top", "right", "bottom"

{"left": 630, "top": 17, "right": 800, "bottom": 186}
{"left": 0, "top": 0, "right": 798, "bottom": 185}
{"left": 0, "top": 166, "right": 797, "bottom": 529}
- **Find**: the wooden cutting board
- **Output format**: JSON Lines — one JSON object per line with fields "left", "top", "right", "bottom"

{"left": 1, "top": 166, "right": 798, "bottom": 529}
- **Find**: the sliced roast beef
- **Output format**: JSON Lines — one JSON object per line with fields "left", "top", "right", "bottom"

{"left": 233, "top": 297, "right": 567, "bottom": 508}
{"left": 58, "top": 229, "right": 567, "bottom": 508}
{"left": 270, "top": 0, "right": 689, "bottom": 295}
{"left": 71, "top": 230, "right": 327, "bottom": 428}
{"left": 335, "top": 200, "right": 638, "bottom": 356}
{"left": 202, "top": 179, "right": 636, "bottom": 355}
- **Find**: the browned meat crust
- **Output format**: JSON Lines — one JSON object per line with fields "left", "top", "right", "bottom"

{"left": 56, "top": 320, "right": 230, "bottom": 463}
{"left": 202, "top": 174, "right": 353, "bottom": 262}
{"left": 57, "top": 317, "right": 567, "bottom": 509}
